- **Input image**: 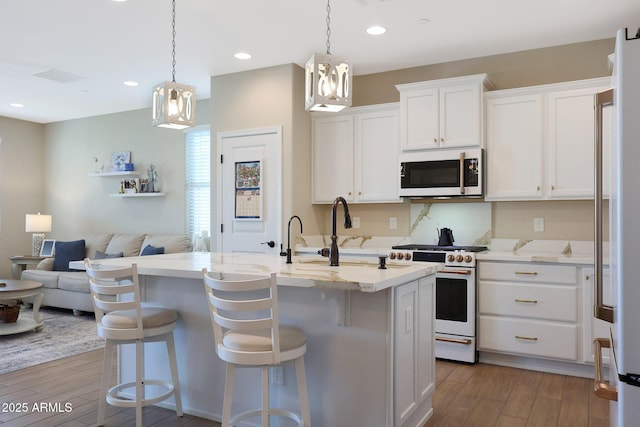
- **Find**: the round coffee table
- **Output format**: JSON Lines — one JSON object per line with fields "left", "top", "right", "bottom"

{"left": 0, "top": 279, "right": 44, "bottom": 335}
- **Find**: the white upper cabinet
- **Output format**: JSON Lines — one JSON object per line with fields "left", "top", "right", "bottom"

{"left": 485, "top": 77, "right": 612, "bottom": 201}
{"left": 312, "top": 103, "right": 401, "bottom": 204}
{"left": 485, "top": 94, "right": 544, "bottom": 200}
{"left": 396, "top": 74, "right": 491, "bottom": 151}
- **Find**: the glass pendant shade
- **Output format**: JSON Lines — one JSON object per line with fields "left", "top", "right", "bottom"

{"left": 305, "top": 53, "right": 352, "bottom": 112}
{"left": 152, "top": 81, "right": 196, "bottom": 130}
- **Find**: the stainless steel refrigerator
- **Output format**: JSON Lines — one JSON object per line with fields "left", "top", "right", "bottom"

{"left": 594, "top": 27, "right": 640, "bottom": 426}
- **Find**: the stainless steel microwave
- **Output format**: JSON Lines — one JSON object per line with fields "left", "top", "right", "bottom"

{"left": 399, "top": 148, "right": 483, "bottom": 198}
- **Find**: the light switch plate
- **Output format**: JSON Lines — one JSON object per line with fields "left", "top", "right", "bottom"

{"left": 352, "top": 216, "right": 360, "bottom": 228}
{"left": 534, "top": 217, "right": 544, "bottom": 232}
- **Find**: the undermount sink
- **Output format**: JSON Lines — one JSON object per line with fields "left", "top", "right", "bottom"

{"left": 295, "top": 258, "right": 408, "bottom": 269}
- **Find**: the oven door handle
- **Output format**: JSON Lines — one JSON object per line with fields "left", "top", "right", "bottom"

{"left": 436, "top": 336, "right": 473, "bottom": 345}
{"left": 439, "top": 269, "right": 472, "bottom": 275}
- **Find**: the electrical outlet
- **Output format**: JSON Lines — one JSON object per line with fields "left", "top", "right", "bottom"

{"left": 270, "top": 366, "right": 284, "bottom": 385}
{"left": 534, "top": 217, "right": 544, "bottom": 232}
{"left": 352, "top": 216, "right": 360, "bottom": 228}
{"left": 389, "top": 217, "right": 398, "bottom": 230}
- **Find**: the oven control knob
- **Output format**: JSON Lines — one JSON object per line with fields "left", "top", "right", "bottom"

{"left": 464, "top": 255, "right": 472, "bottom": 263}
{"left": 389, "top": 252, "right": 396, "bottom": 260}
{"left": 456, "top": 254, "right": 464, "bottom": 262}
{"left": 405, "top": 252, "right": 412, "bottom": 261}
{"left": 447, "top": 254, "right": 455, "bottom": 262}
{"left": 397, "top": 252, "right": 404, "bottom": 260}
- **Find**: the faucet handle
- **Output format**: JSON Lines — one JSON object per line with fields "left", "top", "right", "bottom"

{"left": 317, "top": 248, "right": 330, "bottom": 257}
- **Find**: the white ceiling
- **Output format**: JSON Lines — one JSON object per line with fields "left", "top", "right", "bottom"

{"left": 1, "top": 0, "right": 639, "bottom": 124}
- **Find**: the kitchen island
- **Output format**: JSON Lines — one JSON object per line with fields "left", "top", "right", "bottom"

{"left": 82, "top": 252, "right": 439, "bottom": 427}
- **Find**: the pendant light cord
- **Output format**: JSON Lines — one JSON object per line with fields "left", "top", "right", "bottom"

{"left": 325, "top": 0, "right": 331, "bottom": 55}
{"left": 171, "top": 0, "right": 177, "bottom": 83}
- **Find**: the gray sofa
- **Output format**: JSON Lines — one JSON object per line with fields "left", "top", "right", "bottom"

{"left": 21, "top": 234, "right": 193, "bottom": 314}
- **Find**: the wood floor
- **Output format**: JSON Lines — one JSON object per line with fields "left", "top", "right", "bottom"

{"left": 0, "top": 349, "right": 609, "bottom": 426}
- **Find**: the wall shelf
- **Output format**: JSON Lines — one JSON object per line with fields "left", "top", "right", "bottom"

{"left": 89, "top": 171, "right": 138, "bottom": 177}
{"left": 110, "top": 193, "right": 166, "bottom": 198}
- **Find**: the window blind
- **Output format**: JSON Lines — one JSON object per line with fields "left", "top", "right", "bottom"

{"left": 185, "top": 128, "right": 211, "bottom": 239}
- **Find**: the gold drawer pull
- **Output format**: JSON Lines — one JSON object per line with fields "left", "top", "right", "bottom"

{"left": 435, "top": 336, "right": 473, "bottom": 345}
{"left": 515, "top": 271, "right": 538, "bottom": 275}
{"left": 515, "top": 335, "right": 538, "bottom": 341}
{"left": 515, "top": 298, "right": 538, "bottom": 304}
{"left": 594, "top": 338, "right": 617, "bottom": 401}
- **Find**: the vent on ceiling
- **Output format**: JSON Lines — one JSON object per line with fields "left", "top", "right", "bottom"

{"left": 33, "top": 69, "right": 84, "bottom": 83}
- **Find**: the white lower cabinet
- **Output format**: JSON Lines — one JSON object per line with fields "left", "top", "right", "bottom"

{"left": 478, "top": 261, "right": 579, "bottom": 361}
{"left": 394, "top": 275, "right": 434, "bottom": 427}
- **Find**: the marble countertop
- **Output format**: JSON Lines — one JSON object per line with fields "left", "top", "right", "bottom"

{"left": 476, "top": 239, "right": 604, "bottom": 265}
{"left": 74, "top": 252, "right": 439, "bottom": 293}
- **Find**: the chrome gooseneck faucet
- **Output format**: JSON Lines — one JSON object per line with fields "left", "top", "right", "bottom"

{"left": 329, "top": 196, "right": 352, "bottom": 266}
{"left": 286, "top": 215, "right": 303, "bottom": 264}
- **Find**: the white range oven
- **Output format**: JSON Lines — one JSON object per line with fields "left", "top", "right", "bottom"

{"left": 389, "top": 244, "right": 487, "bottom": 364}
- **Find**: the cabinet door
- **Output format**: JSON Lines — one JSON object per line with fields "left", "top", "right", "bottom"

{"left": 399, "top": 88, "right": 439, "bottom": 151}
{"left": 312, "top": 116, "right": 354, "bottom": 203}
{"left": 440, "top": 84, "right": 481, "bottom": 149}
{"left": 355, "top": 109, "right": 401, "bottom": 202}
{"left": 416, "top": 276, "right": 435, "bottom": 402}
{"left": 394, "top": 281, "right": 418, "bottom": 426}
{"left": 547, "top": 88, "right": 599, "bottom": 198}
{"left": 485, "top": 94, "right": 544, "bottom": 200}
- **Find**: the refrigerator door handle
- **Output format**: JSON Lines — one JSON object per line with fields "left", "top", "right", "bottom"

{"left": 594, "top": 89, "right": 614, "bottom": 323}
{"left": 594, "top": 337, "right": 618, "bottom": 401}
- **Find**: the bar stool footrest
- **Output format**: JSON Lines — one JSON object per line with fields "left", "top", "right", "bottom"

{"left": 106, "top": 379, "right": 176, "bottom": 408}
{"left": 230, "top": 407, "right": 304, "bottom": 426}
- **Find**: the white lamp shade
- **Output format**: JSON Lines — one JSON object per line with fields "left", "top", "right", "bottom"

{"left": 25, "top": 213, "right": 52, "bottom": 233}
{"left": 152, "top": 81, "right": 196, "bottom": 130}
{"left": 305, "top": 53, "right": 352, "bottom": 112}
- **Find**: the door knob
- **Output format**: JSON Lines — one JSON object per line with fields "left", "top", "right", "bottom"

{"left": 261, "top": 240, "right": 276, "bottom": 248}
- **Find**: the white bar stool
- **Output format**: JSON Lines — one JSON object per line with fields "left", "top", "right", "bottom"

{"left": 85, "top": 259, "right": 183, "bottom": 427}
{"left": 202, "top": 270, "right": 311, "bottom": 427}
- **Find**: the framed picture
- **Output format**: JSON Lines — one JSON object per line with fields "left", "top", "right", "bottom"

{"left": 121, "top": 178, "right": 140, "bottom": 194}
{"left": 40, "top": 239, "right": 56, "bottom": 257}
{"left": 110, "top": 151, "right": 131, "bottom": 172}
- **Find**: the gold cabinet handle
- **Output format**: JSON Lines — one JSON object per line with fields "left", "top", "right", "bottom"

{"left": 440, "top": 137, "right": 444, "bottom": 142}
{"left": 433, "top": 138, "right": 438, "bottom": 143}
{"left": 594, "top": 338, "right": 617, "bottom": 401}
{"left": 515, "top": 298, "right": 538, "bottom": 304}
{"left": 515, "top": 335, "right": 538, "bottom": 341}
{"left": 536, "top": 185, "right": 541, "bottom": 191}
{"left": 436, "top": 336, "right": 472, "bottom": 345}
{"left": 515, "top": 271, "right": 538, "bottom": 275}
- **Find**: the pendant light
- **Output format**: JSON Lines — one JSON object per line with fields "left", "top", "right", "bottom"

{"left": 152, "top": 0, "right": 196, "bottom": 129}
{"left": 304, "top": 0, "right": 352, "bottom": 112}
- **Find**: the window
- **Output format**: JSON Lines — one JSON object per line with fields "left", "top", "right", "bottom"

{"left": 185, "top": 126, "right": 211, "bottom": 239}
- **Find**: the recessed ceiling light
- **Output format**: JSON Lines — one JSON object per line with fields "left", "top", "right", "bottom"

{"left": 10, "top": 103, "right": 24, "bottom": 108}
{"left": 123, "top": 81, "right": 139, "bottom": 87}
{"left": 234, "top": 52, "right": 252, "bottom": 60}
{"left": 366, "top": 26, "right": 387, "bottom": 36}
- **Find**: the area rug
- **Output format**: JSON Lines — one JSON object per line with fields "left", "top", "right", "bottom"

{"left": 0, "top": 306, "right": 104, "bottom": 375}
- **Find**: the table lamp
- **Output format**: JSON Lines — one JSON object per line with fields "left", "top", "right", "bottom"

{"left": 25, "top": 213, "right": 52, "bottom": 256}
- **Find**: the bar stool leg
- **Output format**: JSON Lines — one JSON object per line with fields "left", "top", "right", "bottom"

{"left": 262, "top": 366, "right": 270, "bottom": 427}
{"left": 295, "top": 356, "right": 311, "bottom": 427}
{"left": 222, "top": 364, "right": 235, "bottom": 427}
{"left": 98, "top": 340, "right": 115, "bottom": 426}
{"left": 135, "top": 340, "right": 143, "bottom": 427}
{"left": 166, "top": 333, "right": 183, "bottom": 416}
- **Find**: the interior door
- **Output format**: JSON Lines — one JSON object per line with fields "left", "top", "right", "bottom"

{"left": 217, "top": 127, "right": 282, "bottom": 255}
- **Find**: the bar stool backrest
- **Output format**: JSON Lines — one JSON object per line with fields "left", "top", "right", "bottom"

{"left": 202, "top": 270, "right": 281, "bottom": 365}
{"left": 85, "top": 258, "right": 143, "bottom": 340}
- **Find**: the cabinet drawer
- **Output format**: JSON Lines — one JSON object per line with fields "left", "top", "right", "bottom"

{"left": 478, "top": 316, "right": 577, "bottom": 361}
{"left": 478, "top": 281, "right": 577, "bottom": 321}
{"left": 479, "top": 261, "right": 577, "bottom": 284}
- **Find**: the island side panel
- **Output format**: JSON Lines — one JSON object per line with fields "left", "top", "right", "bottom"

{"left": 119, "top": 275, "right": 394, "bottom": 426}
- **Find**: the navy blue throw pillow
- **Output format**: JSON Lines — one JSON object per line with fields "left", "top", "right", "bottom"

{"left": 53, "top": 240, "right": 86, "bottom": 271}
{"left": 141, "top": 245, "right": 165, "bottom": 256}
